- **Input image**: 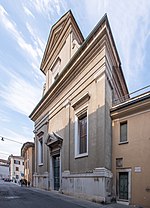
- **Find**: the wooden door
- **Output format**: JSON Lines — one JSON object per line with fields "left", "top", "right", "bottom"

{"left": 119, "top": 172, "right": 128, "bottom": 200}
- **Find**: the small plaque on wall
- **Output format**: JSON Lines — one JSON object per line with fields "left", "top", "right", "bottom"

{"left": 134, "top": 167, "right": 142, "bottom": 173}
{"left": 116, "top": 158, "right": 123, "bottom": 168}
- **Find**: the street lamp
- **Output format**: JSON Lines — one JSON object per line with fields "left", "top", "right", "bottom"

{"left": 0, "top": 136, "right": 23, "bottom": 144}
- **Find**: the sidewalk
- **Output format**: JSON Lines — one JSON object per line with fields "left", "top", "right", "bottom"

{"left": 27, "top": 186, "right": 132, "bottom": 208}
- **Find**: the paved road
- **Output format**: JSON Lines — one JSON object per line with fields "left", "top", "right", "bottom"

{"left": 0, "top": 180, "right": 131, "bottom": 208}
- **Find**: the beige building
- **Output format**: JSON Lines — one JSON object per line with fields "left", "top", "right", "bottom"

{"left": 21, "top": 142, "right": 35, "bottom": 186}
{"left": 111, "top": 91, "right": 150, "bottom": 207}
{"left": 30, "top": 11, "right": 128, "bottom": 203}
{"left": 8, "top": 155, "right": 24, "bottom": 183}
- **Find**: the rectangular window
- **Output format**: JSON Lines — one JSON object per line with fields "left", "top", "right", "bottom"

{"left": 16, "top": 167, "right": 19, "bottom": 171}
{"left": 120, "top": 121, "right": 127, "bottom": 143}
{"left": 75, "top": 108, "right": 88, "bottom": 157}
{"left": 38, "top": 138, "right": 43, "bottom": 164}
{"left": 14, "top": 160, "right": 20, "bottom": 165}
{"left": 78, "top": 114, "right": 87, "bottom": 154}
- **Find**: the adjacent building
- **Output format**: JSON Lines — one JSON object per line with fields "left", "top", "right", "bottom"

{"left": 29, "top": 11, "right": 128, "bottom": 203}
{"left": 21, "top": 142, "right": 35, "bottom": 186}
{"left": 111, "top": 91, "right": 150, "bottom": 207}
{"left": 8, "top": 155, "right": 24, "bottom": 183}
{"left": 0, "top": 159, "right": 9, "bottom": 179}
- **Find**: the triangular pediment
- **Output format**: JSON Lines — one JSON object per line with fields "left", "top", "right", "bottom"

{"left": 50, "top": 22, "right": 65, "bottom": 49}
{"left": 40, "top": 10, "right": 84, "bottom": 73}
{"left": 46, "top": 132, "right": 63, "bottom": 148}
{"left": 40, "top": 11, "right": 71, "bottom": 71}
{"left": 44, "top": 21, "right": 66, "bottom": 64}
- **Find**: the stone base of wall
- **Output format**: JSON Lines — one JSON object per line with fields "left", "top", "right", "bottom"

{"left": 33, "top": 172, "right": 49, "bottom": 190}
{"left": 62, "top": 167, "right": 112, "bottom": 203}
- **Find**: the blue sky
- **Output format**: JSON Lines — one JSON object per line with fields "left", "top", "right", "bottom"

{"left": 0, "top": 0, "right": 150, "bottom": 159}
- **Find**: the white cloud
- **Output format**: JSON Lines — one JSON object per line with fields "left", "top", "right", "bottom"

{"left": 0, "top": 70, "right": 42, "bottom": 116}
{"left": 2, "top": 128, "right": 31, "bottom": 143}
{"left": 28, "top": 0, "right": 65, "bottom": 19}
{"left": 26, "top": 22, "right": 44, "bottom": 56}
{"left": 23, "top": 6, "right": 35, "bottom": 18}
{"left": 0, "top": 5, "right": 42, "bottom": 68}
{"left": 31, "top": 62, "right": 45, "bottom": 81}
{"left": 0, "top": 4, "right": 46, "bottom": 83}
{"left": 107, "top": 1, "right": 150, "bottom": 87}
{"left": 83, "top": 0, "right": 150, "bottom": 90}
{"left": 0, "top": 110, "right": 10, "bottom": 123}
{"left": 0, "top": 5, "right": 17, "bottom": 35}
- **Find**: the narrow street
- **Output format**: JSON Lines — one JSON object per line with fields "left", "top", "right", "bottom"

{"left": 0, "top": 180, "right": 131, "bottom": 208}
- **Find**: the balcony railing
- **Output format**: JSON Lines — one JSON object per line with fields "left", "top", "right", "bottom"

{"left": 113, "top": 84, "right": 150, "bottom": 106}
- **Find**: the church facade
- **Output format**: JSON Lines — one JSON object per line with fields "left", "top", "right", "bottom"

{"left": 30, "top": 10, "right": 129, "bottom": 203}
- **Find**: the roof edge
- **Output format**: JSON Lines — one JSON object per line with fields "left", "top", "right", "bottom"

{"left": 30, "top": 13, "right": 128, "bottom": 120}
{"left": 40, "top": 10, "right": 84, "bottom": 73}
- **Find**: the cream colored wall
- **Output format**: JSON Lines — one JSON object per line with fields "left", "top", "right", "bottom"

{"left": 45, "top": 46, "right": 110, "bottom": 173}
{"left": 33, "top": 118, "right": 48, "bottom": 176}
{"left": 34, "top": 36, "right": 122, "bottom": 174}
{"left": 44, "top": 33, "right": 71, "bottom": 91}
{"left": 32, "top": 19, "right": 128, "bottom": 195}
{"left": 112, "top": 110, "right": 150, "bottom": 207}
{"left": 49, "top": 108, "right": 66, "bottom": 134}
{"left": 25, "top": 147, "right": 34, "bottom": 184}
{"left": 10, "top": 157, "right": 24, "bottom": 181}
{"left": 59, "top": 34, "right": 71, "bottom": 73}
{"left": 34, "top": 45, "right": 106, "bottom": 174}
{"left": 70, "top": 31, "right": 81, "bottom": 57}
{"left": 45, "top": 32, "right": 81, "bottom": 91}
{"left": 37, "top": 47, "right": 106, "bottom": 123}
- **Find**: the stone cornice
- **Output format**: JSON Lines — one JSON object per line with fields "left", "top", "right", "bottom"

{"left": 29, "top": 27, "right": 107, "bottom": 121}
{"left": 104, "top": 33, "right": 128, "bottom": 96}
{"left": 30, "top": 14, "right": 128, "bottom": 121}
{"left": 42, "top": 21, "right": 71, "bottom": 73}
{"left": 40, "top": 10, "right": 84, "bottom": 74}
{"left": 72, "top": 92, "right": 90, "bottom": 110}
